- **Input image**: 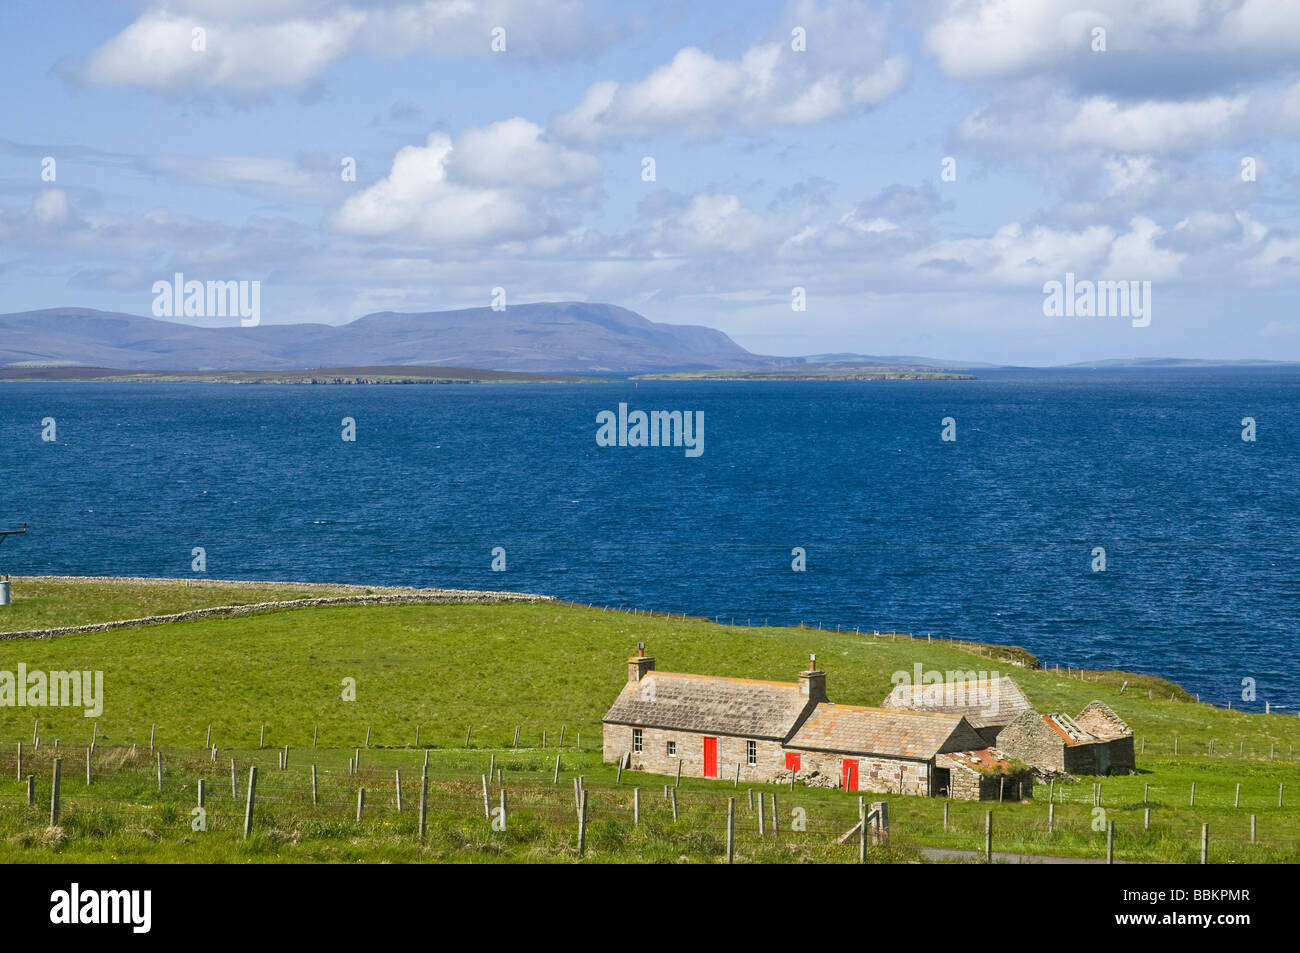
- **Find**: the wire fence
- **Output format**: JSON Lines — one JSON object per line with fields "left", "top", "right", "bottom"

{"left": 2, "top": 740, "right": 1297, "bottom": 863}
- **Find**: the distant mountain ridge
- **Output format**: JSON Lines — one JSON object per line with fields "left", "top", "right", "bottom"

{"left": 0, "top": 303, "right": 767, "bottom": 374}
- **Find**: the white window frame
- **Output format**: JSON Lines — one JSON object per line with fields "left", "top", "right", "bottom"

{"left": 633, "top": 728, "right": 643, "bottom": 754}
{"left": 666, "top": 740, "right": 677, "bottom": 757}
{"left": 747, "top": 739, "right": 757, "bottom": 765}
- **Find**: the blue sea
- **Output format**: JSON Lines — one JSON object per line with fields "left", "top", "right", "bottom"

{"left": 2, "top": 368, "right": 1297, "bottom": 710}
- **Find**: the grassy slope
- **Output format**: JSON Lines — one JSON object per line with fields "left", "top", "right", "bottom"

{"left": 0, "top": 579, "right": 348, "bottom": 633}
{"left": 1, "top": 582, "right": 1297, "bottom": 862}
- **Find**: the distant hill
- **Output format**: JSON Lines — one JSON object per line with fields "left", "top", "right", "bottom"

{"left": 0, "top": 303, "right": 766, "bottom": 375}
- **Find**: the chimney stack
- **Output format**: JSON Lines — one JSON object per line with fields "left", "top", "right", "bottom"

{"left": 799, "top": 654, "right": 826, "bottom": 702}
{"left": 628, "top": 644, "right": 655, "bottom": 683}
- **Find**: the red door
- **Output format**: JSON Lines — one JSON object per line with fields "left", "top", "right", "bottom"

{"left": 785, "top": 752, "right": 801, "bottom": 772}
{"left": 841, "top": 758, "right": 859, "bottom": 791}
{"left": 703, "top": 737, "right": 718, "bottom": 779}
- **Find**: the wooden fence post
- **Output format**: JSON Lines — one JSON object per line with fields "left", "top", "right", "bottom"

{"left": 50, "top": 758, "right": 61, "bottom": 826}
{"left": 1048, "top": 801, "right": 1054, "bottom": 834}
{"left": 395, "top": 769, "right": 402, "bottom": 812}
{"left": 578, "top": 789, "right": 588, "bottom": 857}
{"left": 243, "top": 766, "right": 257, "bottom": 839}
{"left": 676, "top": 758, "right": 682, "bottom": 787}
{"left": 944, "top": 800, "right": 950, "bottom": 831}
{"left": 356, "top": 787, "right": 365, "bottom": 822}
{"left": 1144, "top": 807, "right": 1150, "bottom": 829}
{"left": 553, "top": 753, "right": 561, "bottom": 785}
{"left": 26, "top": 775, "right": 33, "bottom": 806}
{"left": 86, "top": 746, "right": 92, "bottom": 785}
{"left": 150, "top": 724, "right": 155, "bottom": 754}
{"left": 726, "top": 797, "right": 735, "bottom": 864}
{"left": 231, "top": 758, "right": 237, "bottom": 798}
{"left": 670, "top": 786, "right": 678, "bottom": 821}
{"left": 418, "top": 772, "right": 428, "bottom": 841}
{"left": 984, "top": 810, "right": 993, "bottom": 863}
{"left": 1200, "top": 823, "right": 1208, "bottom": 864}
{"left": 258, "top": 724, "right": 264, "bottom": 749}
{"left": 198, "top": 778, "right": 206, "bottom": 809}
{"left": 771, "top": 792, "right": 779, "bottom": 834}
{"left": 156, "top": 752, "right": 163, "bottom": 792}
{"left": 482, "top": 775, "right": 491, "bottom": 820}
{"left": 633, "top": 787, "right": 640, "bottom": 826}
{"left": 758, "top": 791, "right": 765, "bottom": 835}
{"left": 311, "top": 764, "right": 318, "bottom": 805}
{"left": 858, "top": 797, "right": 866, "bottom": 863}
{"left": 499, "top": 788, "right": 507, "bottom": 829}
{"left": 1250, "top": 814, "right": 1256, "bottom": 844}
{"left": 1106, "top": 820, "right": 1114, "bottom": 864}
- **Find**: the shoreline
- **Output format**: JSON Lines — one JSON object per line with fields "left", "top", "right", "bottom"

{"left": 9, "top": 574, "right": 1196, "bottom": 703}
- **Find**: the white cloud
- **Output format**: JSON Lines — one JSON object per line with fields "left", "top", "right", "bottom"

{"left": 959, "top": 92, "right": 1253, "bottom": 154}
{"left": 80, "top": 8, "right": 365, "bottom": 97}
{"left": 332, "top": 120, "right": 601, "bottom": 244}
{"left": 332, "top": 133, "right": 539, "bottom": 244}
{"left": 552, "top": 0, "right": 905, "bottom": 142}
{"left": 450, "top": 118, "right": 602, "bottom": 190}
{"left": 1102, "top": 216, "right": 1184, "bottom": 279}
{"left": 925, "top": 0, "right": 1300, "bottom": 84}
{"left": 79, "top": 1, "right": 604, "bottom": 96}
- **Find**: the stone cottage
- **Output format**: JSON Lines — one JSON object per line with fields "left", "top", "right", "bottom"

{"left": 879, "top": 674, "right": 1035, "bottom": 745}
{"left": 602, "top": 647, "right": 1034, "bottom": 800}
{"left": 784, "top": 703, "right": 1032, "bottom": 799}
{"left": 996, "top": 701, "right": 1135, "bottom": 776}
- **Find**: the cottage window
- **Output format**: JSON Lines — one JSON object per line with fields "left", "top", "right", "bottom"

{"left": 666, "top": 740, "right": 676, "bottom": 756}
{"left": 633, "top": 728, "right": 643, "bottom": 754}
{"left": 747, "top": 740, "right": 757, "bottom": 765}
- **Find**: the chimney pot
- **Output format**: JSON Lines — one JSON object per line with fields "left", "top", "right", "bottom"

{"left": 628, "top": 649, "right": 655, "bottom": 683}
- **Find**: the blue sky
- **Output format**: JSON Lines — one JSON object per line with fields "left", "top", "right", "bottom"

{"left": 2, "top": 0, "right": 1299, "bottom": 364}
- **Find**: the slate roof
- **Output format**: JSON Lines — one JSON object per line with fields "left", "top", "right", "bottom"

{"left": 603, "top": 672, "right": 815, "bottom": 740}
{"left": 785, "top": 704, "right": 985, "bottom": 760}
{"left": 879, "top": 675, "right": 1034, "bottom": 728}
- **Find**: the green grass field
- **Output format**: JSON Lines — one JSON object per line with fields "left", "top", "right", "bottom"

{"left": 1, "top": 578, "right": 1297, "bottom": 863}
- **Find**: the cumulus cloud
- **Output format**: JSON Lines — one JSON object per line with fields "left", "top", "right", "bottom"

{"left": 450, "top": 118, "right": 602, "bottom": 190}
{"left": 332, "top": 120, "right": 600, "bottom": 244}
{"left": 552, "top": 0, "right": 906, "bottom": 142}
{"left": 925, "top": 0, "right": 1300, "bottom": 93}
{"left": 78, "top": 0, "right": 605, "bottom": 97}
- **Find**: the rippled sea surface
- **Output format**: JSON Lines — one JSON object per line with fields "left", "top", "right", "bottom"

{"left": 3, "top": 367, "right": 1297, "bottom": 709}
